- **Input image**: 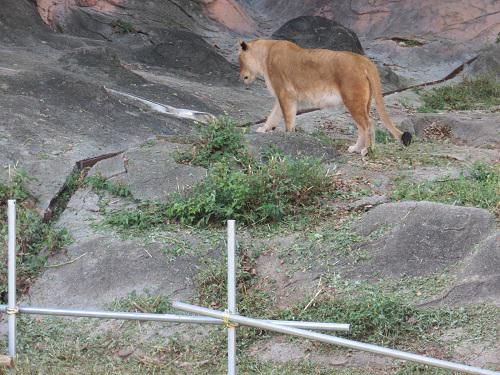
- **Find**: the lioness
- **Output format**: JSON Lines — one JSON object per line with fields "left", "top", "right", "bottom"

{"left": 238, "top": 39, "right": 412, "bottom": 155}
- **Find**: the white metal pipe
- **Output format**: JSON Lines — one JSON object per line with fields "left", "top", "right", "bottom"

{"left": 0, "top": 305, "right": 349, "bottom": 331}
{"left": 173, "top": 302, "right": 500, "bottom": 375}
{"left": 227, "top": 220, "right": 237, "bottom": 375}
{"left": 0, "top": 305, "right": 221, "bottom": 324}
{"left": 7, "top": 200, "right": 16, "bottom": 359}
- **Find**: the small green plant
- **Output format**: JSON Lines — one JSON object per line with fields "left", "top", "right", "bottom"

{"left": 497, "top": 32, "right": 500, "bottom": 43}
{"left": 393, "top": 162, "right": 499, "bottom": 214}
{"left": 0, "top": 168, "right": 72, "bottom": 298}
{"left": 111, "top": 19, "right": 135, "bottom": 34}
{"left": 417, "top": 76, "right": 500, "bottom": 112}
{"left": 375, "top": 129, "right": 393, "bottom": 144}
{"left": 110, "top": 290, "right": 173, "bottom": 314}
{"left": 176, "top": 116, "right": 252, "bottom": 168}
{"left": 85, "top": 174, "right": 131, "bottom": 197}
{"left": 104, "top": 202, "right": 167, "bottom": 231}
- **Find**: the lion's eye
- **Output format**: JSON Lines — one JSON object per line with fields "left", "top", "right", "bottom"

{"left": 244, "top": 76, "right": 249, "bottom": 80}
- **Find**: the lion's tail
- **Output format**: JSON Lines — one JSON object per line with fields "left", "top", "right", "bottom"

{"left": 366, "top": 66, "right": 412, "bottom": 146}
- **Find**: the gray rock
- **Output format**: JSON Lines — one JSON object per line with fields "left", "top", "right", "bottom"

{"left": 465, "top": 44, "right": 500, "bottom": 81}
{"left": 350, "top": 201, "right": 496, "bottom": 278}
{"left": 245, "top": 132, "right": 339, "bottom": 162}
{"left": 403, "top": 166, "right": 464, "bottom": 184}
{"left": 89, "top": 140, "right": 207, "bottom": 201}
{"left": 348, "top": 195, "right": 388, "bottom": 210}
{"left": 26, "top": 235, "right": 197, "bottom": 309}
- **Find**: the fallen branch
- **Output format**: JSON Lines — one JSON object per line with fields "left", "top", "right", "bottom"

{"left": 44, "top": 253, "right": 87, "bottom": 268}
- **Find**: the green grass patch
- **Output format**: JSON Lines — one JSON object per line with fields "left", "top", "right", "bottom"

{"left": 418, "top": 76, "right": 500, "bottom": 112}
{"left": 85, "top": 173, "right": 132, "bottom": 197}
{"left": 0, "top": 168, "right": 72, "bottom": 299}
{"left": 277, "top": 291, "right": 468, "bottom": 347}
{"left": 393, "top": 162, "right": 499, "bottom": 214}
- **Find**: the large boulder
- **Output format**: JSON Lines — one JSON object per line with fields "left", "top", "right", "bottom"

{"left": 272, "top": 16, "right": 364, "bottom": 54}
{"left": 350, "top": 201, "right": 497, "bottom": 278}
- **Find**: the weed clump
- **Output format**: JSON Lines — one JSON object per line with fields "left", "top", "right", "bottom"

{"left": 418, "top": 76, "right": 500, "bottom": 112}
{"left": 175, "top": 116, "right": 251, "bottom": 168}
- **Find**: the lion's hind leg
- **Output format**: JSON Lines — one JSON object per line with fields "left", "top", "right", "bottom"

{"left": 343, "top": 88, "right": 372, "bottom": 156}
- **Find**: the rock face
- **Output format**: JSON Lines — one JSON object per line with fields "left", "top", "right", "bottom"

{"left": 271, "top": 16, "right": 364, "bottom": 54}
{"left": 402, "top": 113, "right": 500, "bottom": 149}
{"left": 89, "top": 140, "right": 207, "bottom": 201}
{"left": 202, "top": 0, "right": 256, "bottom": 34}
{"left": 465, "top": 44, "right": 500, "bottom": 81}
{"left": 131, "top": 28, "right": 238, "bottom": 83}
{"left": 351, "top": 202, "right": 497, "bottom": 278}
{"left": 26, "top": 190, "right": 198, "bottom": 309}
{"left": 249, "top": 0, "right": 500, "bottom": 44}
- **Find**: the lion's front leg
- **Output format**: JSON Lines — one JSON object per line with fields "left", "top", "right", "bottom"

{"left": 257, "top": 100, "right": 281, "bottom": 133}
{"left": 278, "top": 95, "right": 297, "bottom": 132}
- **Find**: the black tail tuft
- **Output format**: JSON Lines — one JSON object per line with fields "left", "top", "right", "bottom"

{"left": 401, "top": 131, "right": 412, "bottom": 146}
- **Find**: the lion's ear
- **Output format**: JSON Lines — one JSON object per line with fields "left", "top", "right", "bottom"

{"left": 240, "top": 40, "right": 248, "bottom": 51}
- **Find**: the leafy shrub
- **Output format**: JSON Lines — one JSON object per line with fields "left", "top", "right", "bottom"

{"left": 167, "top": 155, "right": 332, "bottom": 226}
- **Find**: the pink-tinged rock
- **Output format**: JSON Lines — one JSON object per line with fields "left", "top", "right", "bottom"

{"left": 202, "top": 0, "right": 256, "bottom": 34}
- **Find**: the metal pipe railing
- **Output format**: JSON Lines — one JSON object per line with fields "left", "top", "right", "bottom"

{"left": 227, "top": 220, "right": 237, "bottom": 375}
{"left": 0, "top": 305, "right": 350, "bottom": 331}
{"left": 7, "top": 200, "right": 17, "bottom": 360}
{"left": 173, "top": 302, "right": 500, "bottom": 375}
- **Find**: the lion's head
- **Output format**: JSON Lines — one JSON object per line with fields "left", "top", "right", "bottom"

{"left": 238, "top": 40, "right": 260, "bottom": 85}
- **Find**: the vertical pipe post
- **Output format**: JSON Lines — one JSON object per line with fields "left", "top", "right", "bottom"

{"left": 7, "top": 200, "right": 16, "bottom": 361}
{"left": 227, "top": 220, "right": 236, "bottom": 375}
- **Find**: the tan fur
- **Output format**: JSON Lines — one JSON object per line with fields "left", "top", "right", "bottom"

{"left": 239, "top": 39, "right": 408, "bottom": 156}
